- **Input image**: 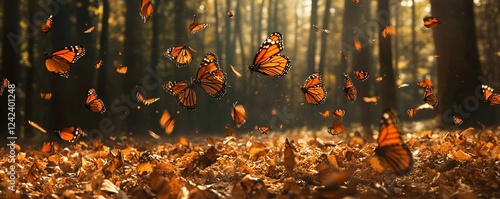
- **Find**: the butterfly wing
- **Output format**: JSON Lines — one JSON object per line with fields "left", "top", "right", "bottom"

{"left": 159, "top": 110, "right": 175, "bottom": 134}
{"left": 163, "top": 81, "right": 197, "bottom": 109}
{"left": 41, "top": 15, "right": 53, "bottom": 34}
{"left": 188, "top": 15, "right": 209, "bottom": 34}
{"left": 56, "top": 126, "right": 84, "bottom": 142}
{"left": 0, "top": 78, "right": 9, "bottom": 96}
{"left": 343, "top": 73, "right": 357, "bottom": 101}
{"left": 231, "top": 103, "right": 247, "bottom": 128}
{"left": 85, "top": 89, "right": 106, "bottom": 113}
{"left": 327, "top": 117, "right": 346, "bottom": 136}
{"left": 375, "top": 108, "right": 413, "bottom": 175}
{"left": 139, "top": 0, "right": 153, "bottom": 23}
{"left": 45, "top": 45, "right": 85, "bottom": 78}
{"left": 482, "top": 84, "right": 500, "bottom": 105}
{"left": 164, "top": 45, "right": 194, "bottom": 67}
{"left": 249, "top": 32, "right": 292, "bottom": 76}
{"left": 195, "top": 53, "right": 227, "bottom": 99}
{"left": 354, "top": 70, "right": 369, "bottom": 81}
{"left": 423, "top": 87, "right": 438, "bottom": 107}
{"left": 301, "top": 72, "right": 326, "bottom": 105}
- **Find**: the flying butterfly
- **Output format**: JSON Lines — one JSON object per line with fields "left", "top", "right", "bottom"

{"left": 85, "top": 88, "right": 106, "bottom": 114}
{"left": 407, "top": 108, "right": 417, "bottom": 118}
{"left": 163, "top": 81, "right": 197, "bottom": 110}
{"left": 116, "top": 65, "right": 127, "bottom": 74}
{"left": 194, "top": 53, "right": 227, "bottom": 99}
{"left": 375, "top": 108, "right": 413, "bottom": 175}
{"left": 481, "top": 84, "right": 500, "bottom": 105}
{"left": 56, "top": 126, "right": 86, "bottom": 142}
{"left": 312, "top": 25, "right": 330, "bottom": 34}
{"left": 41, "top": 15, "right": 53, "bottom": 35}
{"left": 227, "top": 11, "right": 234, "bottom": 18}
{"left": 301, "top": 72, "right": 326, "bottom": 105}
{"left": 83, "top": 26, "right": 95, "bottom": 33}
{"left": 139, "top": 0, "right": 153, "bottom": 23}
{"left": 188, "top": 15, "right": 210, "bottom": 34}
{"left": 423, "top": 87, "right": 438, "bottom": 107}
{"left": 258, "top": 126, "right": 270, "bottom": 134}
{"left": 328, "top": 116, "right": 346, "bottom": 136}
{"left": 1, "top": 78, "right": 10, "bottom": 96}
{"left": 45, "top": 45, "right": 85, "bottom": 78}
{"left": 136, "top": 91, "right": 160, "bottom": 105}
{"left": 249, "top": 32, "right": 292, "bottom": 76}
{"left": 332, "top": 109, "right": 345, "bottom": 118}
{"left": 418, "top": 77, "right": 433, "bottom": 88}
{"left": 28, "top": 120, "right": 47, "bottom": 133}
{"left": 423, "top": 16, "right": 441, "bottom": 28}
{"left": 231, "top": 102, "right": 247, "bottom": 128}
{"left": 453, "top": 116, "right": 463, "bottom": 125}
{"left": 319, "top": 110, "right": 330, "bottom": 118}
{"left": 42, "top": 142, "right": 55, "bottom": 153}
{"left": 354, "top": 41, "right": 362, "bottom": 51}
{"left": 40, "top": 92, "right": 52, "bottom": 100}
{"left": 353, "top": 70, "right": 369, "bottom": 81}
{"left": 343, "top": 73, "right": 357, "bottom": 101}
{"left": 164, "top": 44, "right": 196, "bottom": 68}
{"left": 159, "top": 109, "right": 175, "bottom": 135}
{"left": 382, "top": 25, "right": 396, "bottom": 38}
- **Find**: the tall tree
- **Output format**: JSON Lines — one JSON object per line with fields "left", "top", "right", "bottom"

{"left": 378, "top": 0, "right": 397, "bottom": 110}
{"left": 430, "top": 0, "right": 495, "bottom": 125}
{"left": 307, "top": 0, "right": 319, "bottom": 72}
{"left": 318, "top": 0, "right": 332, "bottom": 75}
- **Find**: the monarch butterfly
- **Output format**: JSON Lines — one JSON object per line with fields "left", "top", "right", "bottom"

{"left": 188, "top": 15, "right": 209, "bottom": 34}
{"left": 284, "top": 138, "right": 296, "bottom": 173}
{"left": 103, "top": 151, "right": 123, "bottom": 176}
{"left": 41, "top": 15, "right": 53, "bottom": 35}
{"left": 453, "top": 116, "right": 463, "bottom": 125}
{"left": 42, "top": 142, "right": 55, "bottom": 153}
{"left": 95, "top": 60, "right": 103, "bottom": 69}
{"left": 375, "top": 108, "right": 413, "bottom": 175}
{"left": 227, "top": 11, "right": 234, "bottom": 18}
{"left": 418, "top": 77, "right": 433, "bottom": 88}
{"left": 163, "top": 81, "right": 197, "bottom": 109}
{"left": 249, "top": 32, "right": 292, "bottom": 76}
{"left": 332, "top": 109, "right": 345, "bottom": 118}
{"left": 56, "top": 126, "right": 86, "bottom": 142}
{"left": 28, "top": 120, "right": 47, "bottom": 133}
{"left": 139, "top": 0, "right": 153, "bottom": 23}
{"left": 354, "top": 41, "right": 362, "bottom": 51}
{"left": 312, "top": 25, "right": 330, "bottom": 34}
{"left": 301, "top": 72, "right": 327, "bottom": 105}
{"left": 164, "top": 44, "right": 196, "bottom": 68}
{"left": 407, "top": 108, "right": 417, "bottom": 118}
{"left": 85, "top": 88, "right": 106, "bottom": 113}
{"left": 481, "top": 84, "right": 500, "bottom": 105}
{"left": 231, "top": 102, "right": 247, "bottom": 128}
{"left": 258, "top": 126, "right": 270, "bottom": 134}
{"left": 159, "top": 109, "right": 175, "bottom": 134}
{"left": 328, "top": 116, "right": 346, "bottom": 136}
{"left": 136, "top": 91, "right": 160, "bottom": 105}
{"left": 1, "top": 78, "right": 10, "bottom": 96}
{"left": 353, "top": 70, "right": 369, "bottom": 81}
{"left": 381, "top": 25, "right": 396, "bottom": 38}
{"left": 423, "top": 16, "right": 441, "bottom": 28}
{"left": 423, "top": 87, "right": 438, "bottom": 107}
{"left": 225, "top": 126, "right": 237, "bottom": 138}
{"left": 343, "top": 73, "right": 357, "bottom": 101}
{"left": 194, "top": 53, "right": 227, "bottom": 99}
{"left": 45, "top": 45, "right": 85, "bottom": 78}
{"left": 116, "top": 65, "right": 127, "bottom": 74}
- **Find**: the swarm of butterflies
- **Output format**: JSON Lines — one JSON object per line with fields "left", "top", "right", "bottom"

{"left": 7, "top": 1, "right": 496, "bottom": 179}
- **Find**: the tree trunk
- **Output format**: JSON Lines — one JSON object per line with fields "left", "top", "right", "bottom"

{"left": 318, "top": 0, "right": 332, "bottom": 75}
{"left": 378, "top": 0, "right": 397, "bottom": 110}
{"left": 307, "top": 0, "right": 318, "bottom": 72}
{"left": 430, "top": 0, "right": 495, "bottom": 125}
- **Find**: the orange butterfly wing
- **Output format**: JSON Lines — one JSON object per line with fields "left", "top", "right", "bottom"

{"left": 56, "top": 126, "right": 85, "bottom": 142}
{"left": 140, "top": 0, "right": 153, "bottom": 23}
{"left": 423, "top": 87, "right": 438, "bottom": 107}
{"left": 301, "top": 72, "right": 326, "bottom": 105}
{"left": 375, "top": 109, "right": 413, "bottom": 175}
{"left": 353, "top": 70, "right": 369, "bottom": 81}
{"left": 164, "top": 45, "right": 195, "bottom": 68}
{"left": 343, "top": 73, "right": 357, "bottom": 101}
{"left": 45, "top": 45, "right": 85, "bottom": 78}
{"left": 423, "top": 16, "right": 441, "bottom": 28}
{"left": 163, "top": 81, "right": 197, "bottom": 109}
{"left": 407, "top": 108, "right": 417, "bottom": 118}
{"left": 258, "top": 126, "right": 270, "bottom": 134}
{"left": 418, "top": 77, "right": 433, "bottom": 88}
{"left": 188, "top": 15, "right": 209, "bottom": 34}
{"left": 327, "top": 117, "right": 346, "bottom": 136}
{"left": 481, "top": 84, "right": 500, "bottom": 105}
{"left": 85, "top": 88, "right": 106, "bottom": 113}
{"left": 249, "top": 32, "right": 292, "bottom": 76}
{"left": 159, "top": 110, "right": 175, "bottom": 134}
{"left": 41, "top": 15, "right": 53, "bottom": 34}
{"left": 194, "top": 53, "right": 227, "bottom": 99}
{"left": 1, "top": 78, "right": 10, "bottom": 96}
{"left": 231, "top": 102, "right": 247, "bottom": 128}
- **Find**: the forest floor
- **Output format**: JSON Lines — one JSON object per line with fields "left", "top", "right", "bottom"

{"left": 1, "top": 122, "right": 500, "bottom": 199}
